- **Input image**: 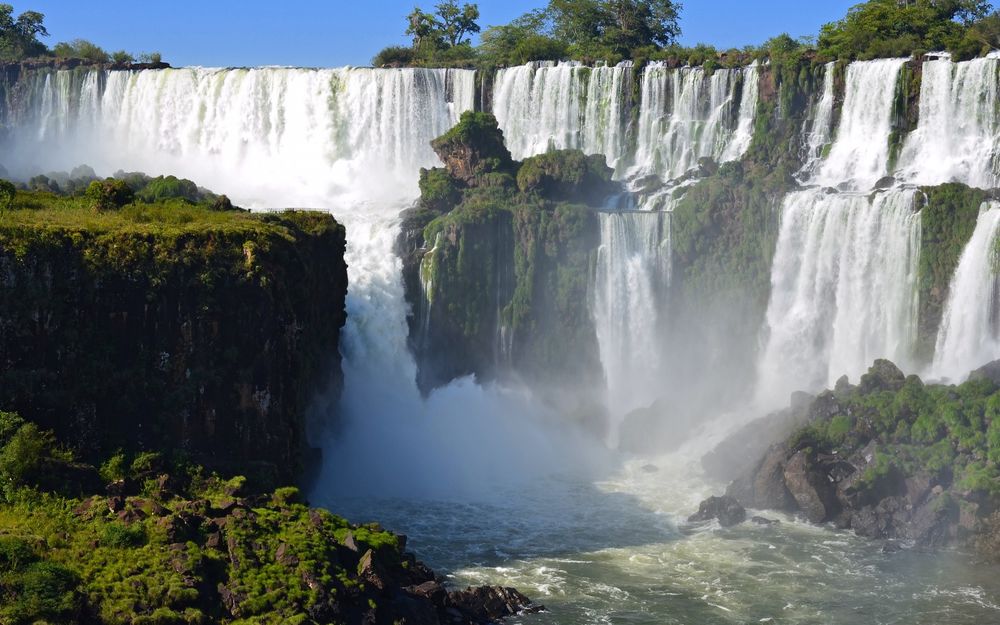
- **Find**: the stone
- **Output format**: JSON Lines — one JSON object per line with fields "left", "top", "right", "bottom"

{"left": 858, "top": 359, "right": 906, "bottom": 394}
{"left": 968, "top": 359, "right": 1000, "bottom": 386}
{"left": 783, "top": 450, "right": 839, "bottom": 523}
{"left": 447, "top": 586, "right": 539, "bottom": 621}
{"left": 688, "top": 495, "right": 747, "bottom": 527}
{"left": 751, "top": 516, "right": 781, "bottom": 526}
{"left": 357, "top": 549, "right": 388, "bottom": 591}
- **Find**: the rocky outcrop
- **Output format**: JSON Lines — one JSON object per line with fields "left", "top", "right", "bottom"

{"left": 397, "top": 112, "right": 614, "bottom": 428}
{"left": 700, "top": 360, "right": 1000, "bottom": 558}
{"left": 0, "top": 209, "right": 346, "bottom": 484}
{"left": 688, "top": 495, "right": 746, "bottom": 527}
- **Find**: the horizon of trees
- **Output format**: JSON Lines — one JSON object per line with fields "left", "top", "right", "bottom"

{"left": 0, "top": 3, "right": 162, "bottom": 64}
{"left": 375, "top": 0, "right": 1000, "bottom": 67}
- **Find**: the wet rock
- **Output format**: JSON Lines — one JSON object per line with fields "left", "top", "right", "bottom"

{"left": 874, "top": 175, "right": 896, "bottom": 189}
{"left": 783, "top": 450, "right": 840, "bottom": 523}
{"left": 689, "top": 495, "right": 746, "bottom": 527}
{"left": 751, "top": 516, "right": 781, "bottom": 526}
{"left": 858, "top": 359, "right": 906, "bottom": 394}
{"left": 969, "top": 359, "right": 1000, "bottom": 386}
{"left": 834, "top": 375, "right": 853, "bottom": 394}
{"left": 447, "top": 586, "right": 540, "bottom": 622}
{"left": 405, "top": 580, "right": 448, "bottom": 604}
{"left": 851, "top": 496, "right": 909, "bottom": 539}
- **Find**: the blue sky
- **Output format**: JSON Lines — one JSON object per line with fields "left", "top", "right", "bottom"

{"left": 10, "top": 1, "right": 882, "bottom": 67}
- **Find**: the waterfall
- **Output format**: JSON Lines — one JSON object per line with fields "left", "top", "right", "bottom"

{"left": 3, "top": 67, "right": 474, "bottom": 201}
{"left": 931, "top": 203, "right": 1000, "bottom": 381}
{"left": 491, "top": 61, "right": 633, "bottom": 172}
{"left": 896, "top": 54, "right": 1000, "bottom": 188}
{"left": 593, "top": 211, "right": 671, "bottom": 427}
{"left": 757, "top": 189, "right": 921, "bottom": 404}
{"left": 631, "top": 63, "right": 758, "bottom": 182}
{"left": 813, "top": 58, "right": 907, "bottom": 190}
{"left": 799, "top": 62, "right": 836, "bottom": 179}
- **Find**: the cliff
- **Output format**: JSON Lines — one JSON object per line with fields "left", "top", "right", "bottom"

{"left": 397, "top": 112, "right": 612, "bottom": 427}
{"left": 0, "top": 192, "right": 347, "bottom": 484}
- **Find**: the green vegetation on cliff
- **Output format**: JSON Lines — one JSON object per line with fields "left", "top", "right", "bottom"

{"left": 0, "top": 188, "right": 347, "bottom": 484}
{"left": 399, "top": 113, "right": 608, "bottom": 415}
{"left": 916, "top": 184, "right": 991, "bottom": 356}
{"left": 0, "top": 411, "right": 532, "bottom": 625}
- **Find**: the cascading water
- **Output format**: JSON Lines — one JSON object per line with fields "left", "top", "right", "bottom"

{"left": 491, "top": 61, "right": 633, "bottom": 173}
{"left": 931, "top": 203, "right": 1000, "bottom": 382}
{"left": 896, "top": 53, "right": 1000, "bottom": 188}
{"left": 798, "top": 61, "right": 836, "bottom": 179}
{"left": 631, "top": 62, "right": 759, "bottom": 182}
{"left": 593, "top": 211, "right": 671, "bottom": 428}
{"left": 757, "top": 189, "right": 921, "bottom": 404}
{"left": 814, "top": 58, "right": 907, "bottom": 190}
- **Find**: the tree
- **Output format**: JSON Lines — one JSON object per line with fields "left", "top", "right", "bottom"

{"left": 0, "top": 4, "right": 49, "bottom": 60}
{"left": 436, "top": 0, "right": 480, "bottom": 47}
{"left": 406, "top": 2, "right": 479, "bottom": 54}
{"left": 546, "top": 0, "right": 682, "bottom": 58}
{"left": 818, "top": 0, "right": 993, "bottom": 59}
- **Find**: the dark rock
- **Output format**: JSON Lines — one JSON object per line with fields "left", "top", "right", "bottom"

{"left": 834, "top": 375, "right": 853, "bottom": 394}
{"left": 357, "top": 549, "right": 388, "bottom": 591}
{"left": 448, "top": 586, "right": 539, "bottom": 622}
{"left": 881, "top": 540, "right": 902, "bottom": 553}
{"left": 968, "top": 359, "right": 1000, "bottom": 386}
{"left": 405, "top": 580, "right": 448, "bottom": 605}
{"left": 851, "top": 496, "right": 910, "bottom": 539}
{"left": 205, "top": 532, "right": 223, "bottom": 550}
{"left": 688, "top": 495, "right": 747, "bottom": 527}
{"left": 275, "top": 543, "right": 299, "bottom": 567}
{"left": 751, "top": 516, "right": 780, "bottom": 526}
{"left": 783, "top": 450, "right": 840, "bottom": 523}
{"left": 727, "top": 445, "right": 797, "bottom": 511}
{"left": 858, "top": 359, "right": 906, "bottom": 394}
{"left": 430, "top": 111, "right": 514, "bottom": 184}
{"left": 874, "top": 175, "right": 896, "bottom": 189}
{"left": 790, "top": 391, "right": 815, "bottom": 410}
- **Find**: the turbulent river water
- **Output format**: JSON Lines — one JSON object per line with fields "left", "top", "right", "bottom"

{"left": 4, "top": 58, "right": 1000, "bottom": 622}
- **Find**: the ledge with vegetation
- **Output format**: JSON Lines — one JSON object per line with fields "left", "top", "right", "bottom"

{"left": 0, "top": 179, "right": 346, "bottom": 485}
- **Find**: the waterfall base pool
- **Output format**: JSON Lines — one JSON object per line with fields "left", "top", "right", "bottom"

{"left": 324, "top": 455, "right": 1000, "bottom": 625}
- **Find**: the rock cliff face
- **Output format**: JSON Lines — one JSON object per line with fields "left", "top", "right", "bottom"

{"left": 707, "top": 359, "right": 1000, "bottom": 558}
{"left": 0, "top": 208, "right": 346, "bottom": 483}
{"left": 397, "top": 111, "right": 613, "bottom": 427}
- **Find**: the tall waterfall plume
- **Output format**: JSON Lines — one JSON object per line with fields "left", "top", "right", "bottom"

{"left": 931, "top": 203, "right": 1000, "bottom": 381}
{"left": 757, "top": 189, "right": 921, "bottom": 404}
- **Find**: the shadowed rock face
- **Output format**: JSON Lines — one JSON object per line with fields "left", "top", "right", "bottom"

{"left": 0, "top": 211, "right": 347, "bottom": 484}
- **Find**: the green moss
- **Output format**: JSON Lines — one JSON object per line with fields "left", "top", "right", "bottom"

{"left": 917, "top": 184, "right": 989, "bottom": 358}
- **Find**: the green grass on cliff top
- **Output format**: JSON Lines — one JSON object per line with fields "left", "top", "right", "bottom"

{"left": 0, "top": 190, "right": 322, "bottom": 236}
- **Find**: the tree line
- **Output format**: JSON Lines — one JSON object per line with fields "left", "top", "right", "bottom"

{"left": 374, "top": 0, "right": 1000, "bottom": 68}
{"left": 0, "top": 3, "right": 162, "bottom": 64}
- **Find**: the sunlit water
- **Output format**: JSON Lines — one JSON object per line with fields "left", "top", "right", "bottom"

{"left": 328, "top": 451, "right": 1000, "bottom": 625}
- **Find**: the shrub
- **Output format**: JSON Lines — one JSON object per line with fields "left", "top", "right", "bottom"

{"left": 0, "top": 537, "right": 37, "bottom": 573}
{"left": 99, "top": 452, "right": 127, "bottom": 484}
{"left": 372, "top": 45, "right": 416, "bottom": 67}
{"left": 101, "top": 522, "right": 146, "bottom": 548}
{"left": 110, "top": 50, "right": 134, "bottom": 65}
{"left": 86, "top": 178, "right": 134, "bottom": 211}
{"left": 0, "top": 179, "right": 14, "bottom": 216}
{"left": 52, "top": 39, "right": 110, "bottom": 63}
{"left": 137, "top": 175, "right": 200, "bottom": 204}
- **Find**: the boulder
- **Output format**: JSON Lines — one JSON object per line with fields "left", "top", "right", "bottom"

{"left": 447, "top": 586, "right": 540, "bottom": 622}
{"left": 968, "top": 360, "right": 1000, "bottom": 386}
{"left": 783, "top": 450, "right": 840, "bottom": 523}
{"left": 858, "top": 360, "right": 906, "bottom": 394}
{"left": 688, "top": 495, "right": 746, "bottom": 527}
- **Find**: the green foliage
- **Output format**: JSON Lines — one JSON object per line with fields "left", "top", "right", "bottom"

{"left": 418, "top": 167, "right": 462, "bottom": 211}
{"left": 0, "top": 4, "right": 48, "bottom": 61}
{"left": 917, "top": 184, "right": 988, "bottom": 357}
{"left": 0, "top": 178, "right": 14, "bottom": 217}
{"left": 110, "top": 49, "right": 134, "bottom": 65}
{"left": 404, "top": 1, "right": 480, "bottom": 63}
{"left": 137, "top": 175, "right": 200, "bottom": 204}
{"left": 53, "top": 38, "right": 110, "bottom": 63}
{"left": 0, "top": 413, "right": 74, "bottom": 502}
{"left": 372, "top": 44, "right": 416, "bottom": 67}
{"left": 86, "top": 178, "right": 135, "bottom": 211}
{"left": 431, "top": 111, "right": 514, "bottom": 177}
{"left": 817, "top": 0, "right": 992, "bottom": 60}
{"left": 100, "top": 522, "right": 146, "bottom": 548}
{"left": 516, "top": 150, "right": 615, "bottom": 201}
